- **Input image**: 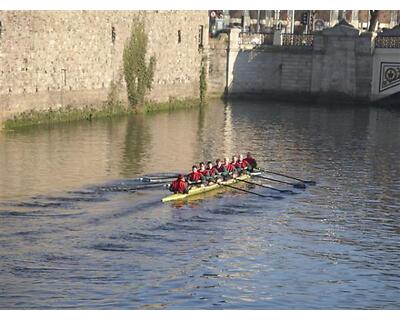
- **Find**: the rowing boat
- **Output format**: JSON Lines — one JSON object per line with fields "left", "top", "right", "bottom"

{"left": 161, "top": 171, "right": 261, "bottom": 203}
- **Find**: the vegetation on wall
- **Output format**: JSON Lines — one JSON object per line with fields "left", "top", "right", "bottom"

{"left": 123, "top": 21, "right": 156, "bottom": 109}
{"left": 3, "top": 104, "right": 133, "bottom": 130}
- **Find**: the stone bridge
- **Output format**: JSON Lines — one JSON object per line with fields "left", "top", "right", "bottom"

{"left": 208, "top": 20, "right": 400, "bottom": 104}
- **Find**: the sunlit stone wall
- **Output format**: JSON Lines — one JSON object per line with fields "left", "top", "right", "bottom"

{"left": 0, "top": 11, "right": 208, "bottom": 123}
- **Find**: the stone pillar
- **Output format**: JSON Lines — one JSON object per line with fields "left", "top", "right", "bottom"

{"left": 311, "top": 21, "right": 362, "bottom": 97}
{"left": 226, "top": 28, "right": 241, "bottom": 94}
{"left": 273, "top": 30, "right": 282, "bottom": 45}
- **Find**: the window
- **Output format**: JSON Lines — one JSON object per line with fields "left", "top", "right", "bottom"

{"left": 0, "top": 21, "right": 2, "bottom": 38}
{"left": 61, "top": 69, "right": 67, "bottom": 86}
{"left": 198, "top": 25, "right": 204, "bottom": 49}
{"left": 111, "top": 26, "right": 116, "bottom": 44}
{"left": 178, "top": 30, "right": 181, "bottom": 43}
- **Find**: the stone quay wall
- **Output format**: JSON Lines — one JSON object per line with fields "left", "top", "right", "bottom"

{"left": 0, "top": 11, "right": 208, "bottom": 124}
{"left": 208, "top": 34, "right": 229, "bottom": 97}
{"left": 209, "top": 23, "right": 377, "bottom": 103}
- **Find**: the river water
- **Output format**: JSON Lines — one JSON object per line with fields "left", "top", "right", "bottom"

{"left": 0, "top": 100, "right": 399, "bottom": 309}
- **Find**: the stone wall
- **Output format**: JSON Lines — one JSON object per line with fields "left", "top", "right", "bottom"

{"left": 208, "top": 35, "right": 228, "bottom": 97}
{"left": 311, "top": 23, "right": 373, "bottom": 99}
{"left": 0, "top": 11, "right": 208, "bottom": 123}
{"left": 371, "top": 27, "right": 400, "bottom": 101}
{"left": 213, "top": 23, "right": 375, "bottom": 102}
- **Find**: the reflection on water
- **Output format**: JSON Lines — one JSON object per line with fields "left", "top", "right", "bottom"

{"left": 0, "top": 100, "right": 399, "bottom": 309}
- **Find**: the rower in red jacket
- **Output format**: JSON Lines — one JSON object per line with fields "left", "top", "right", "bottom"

{"left": 169, "top": 174, "right": 189, "bottom": 194}
{"left": 244, "top": 152, "right": 257, "bottom": 171}
{"left": 214, "top": 159, "right": 226, "bottom": 173}
{"left": 187, "top": 165, "right": 205, "bottom": 185}
{"left": 235, "top": 154, "right": 250, "bottom": 174}
{"left": 198, "top": 162, "right": 208, "bottom": 176}
{"left": 204, "top": 161, "right": 219, "bottom": 182}
{"left": 223, "top": 157, "right": 238, "bottom": 178}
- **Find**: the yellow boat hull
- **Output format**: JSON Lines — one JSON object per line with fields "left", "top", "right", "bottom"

{"left": 161, "top": 174, "right": 253, "bottom": 203}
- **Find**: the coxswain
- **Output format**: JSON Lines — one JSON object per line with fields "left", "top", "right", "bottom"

{"left": 187, "top": 165, "right": 205, "bottom": 185}
{"left": 244, "top": 152, "right": 257, "bottom": 170}
{"left": 169, "top": 174, "right": 189, "bottom": 194}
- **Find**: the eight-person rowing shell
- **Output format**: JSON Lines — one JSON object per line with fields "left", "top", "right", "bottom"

{"left": 169, "top": 153, "right": 257, "bottom": 194}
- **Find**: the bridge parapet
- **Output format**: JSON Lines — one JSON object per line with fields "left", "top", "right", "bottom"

{"left": 372, "top": 26, "right": 400, "bottom": 101}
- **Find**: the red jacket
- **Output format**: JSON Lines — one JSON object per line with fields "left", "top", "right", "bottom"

{"left": 199, "top": 169, "right": 208, "bottom": 176}
{"left": 205, "top": 167, "right": 217, "bottom": 176}
{"left": 187, "top": 171, "right": 203, "bottom": 182}
{"left": 224, "top": 163, "right": 236, "bottom": 172}
{"left": 169, "top": 179, "right": 188, "bottom": 193}
{"left": 235, "top": 159, "right": 249, "bottom": 169}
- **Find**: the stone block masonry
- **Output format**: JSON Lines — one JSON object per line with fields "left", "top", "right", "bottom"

{"left": 0, "top": 11, "right": 208, "bottom": 125}
{"left": 213, "top": 22, "right": 378, "bottom": 103}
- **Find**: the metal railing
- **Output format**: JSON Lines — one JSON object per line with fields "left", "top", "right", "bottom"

{"left": 239, "top": 33, "right": 274, "bottom": 45}
{"left": 282, "top": 34, "right": 314, "bottom": 47}
{"left": 375, "top": 36, "right": 400, "bottom": 48}
{"left": 239, "top": 32, "right": 314, "bottom": 47}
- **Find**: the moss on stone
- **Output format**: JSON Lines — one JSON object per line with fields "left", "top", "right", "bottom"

{"left": 143, "top": 98, "right": 201, "bottom": 113}
{"left": 3, "top": 103, "right": 132, "bottom": 130}
{"left": 3, "top": 98, "right": 202, "bottom": 130}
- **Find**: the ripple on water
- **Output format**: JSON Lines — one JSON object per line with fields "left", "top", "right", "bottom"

{"left": 1, "top": 101, "right": 400, "bottom": 309}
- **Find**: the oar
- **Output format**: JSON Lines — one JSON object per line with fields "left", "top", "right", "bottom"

{"left": 141, "top": 176, "right": 175, "bottom": 183}
{"left": 218, "top": 182, "right": 283, "bottom": 199}
{"left": 105, "top": 182, "right": 169, "bottom": 192}
{"left": 256, "top": 175, "right": 306, "bottom": 189}
{"left": 234, "top": 178, "right": 297, "bottom": 194}
{"left": 258, "top": 168, "right": 316, "bottom": 185}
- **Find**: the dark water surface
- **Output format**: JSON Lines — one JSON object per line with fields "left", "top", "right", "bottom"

{"left": 0, "top": 100, "right": 399, "bottom": 309}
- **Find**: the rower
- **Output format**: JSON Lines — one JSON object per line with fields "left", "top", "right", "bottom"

{"left": 214, "top": 158, "right": 227, "bottom": 178}
{"left": 236, "top": 154, "right": 250, "bottom": 175}
{"left": 232, "top": 155, "right": 239, "bottom": 166}
{"left": 204, "top": 161, "right": 219, "bottom": 183}
{"left": 223, "top": 157, "right": 237, "bottom": 179}
{"left": 187, "top": 165, "right": 205, "bottom": 185}
{"left": 169, "top": 174, "right": 189, "bottom": 194}
{"left": 244, "top": 152, "right": 257, "bottom": 171}
{"left": 198, "top": 162, "right": 207, "bottom": 176}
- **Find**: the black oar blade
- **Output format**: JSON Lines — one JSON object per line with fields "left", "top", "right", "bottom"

{"left": 304, "top": 180, "right": 316, "bottom": 185}
{"left": 281, "top": 190, "right": 297, "bottom": 194}
{"left": 270, "top": 195, "right": 284, "bottom": 200}
{"left": 293, "top": 183, "right": 306, "bottom": 189}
